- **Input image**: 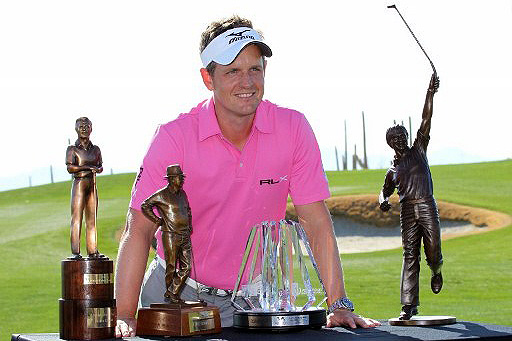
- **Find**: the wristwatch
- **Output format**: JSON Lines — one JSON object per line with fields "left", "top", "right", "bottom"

{"left": 327, "top": 297, "right": 354, "bottom": 314}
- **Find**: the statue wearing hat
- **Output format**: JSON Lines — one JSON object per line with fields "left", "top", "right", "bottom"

{"left": 141, "top": 164, "right": 192, "bottom": 303}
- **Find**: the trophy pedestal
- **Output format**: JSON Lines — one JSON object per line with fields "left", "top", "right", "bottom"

{"left": 389, "top": 315, "right": 456, "bottom": 326}
{"left": 232, "top": 221, "right": 329, "bottom": 332}
{"left": 233, "top": 309, "right": 326, "bottom": 331}
{"left": 59, "top": 257, "right": 116, "bottom": 340}
{"left": 136, "top": 301, "right": 221, "bottom": 336}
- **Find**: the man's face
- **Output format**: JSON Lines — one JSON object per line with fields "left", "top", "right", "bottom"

{"left": 75, "top": 120, "right": 92, "bottom": 139}
{"left": 203, "top": 44, "right": 266, "bottom": 119}
{"left": 169, "top": 174, "right": 185, "bottom": 189}
{"left": 390, "top": 132, "right": 408, "bottom": 153}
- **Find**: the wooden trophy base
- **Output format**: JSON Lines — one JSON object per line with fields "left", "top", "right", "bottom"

{"left": 136, "top": 301, "right": 221, "bottom": 337}
{"left": 59, "top": 298, "right": 116, "bottom": 340}
{"left": 59, "top": 256, "right": 116, "bottom": 340}
{"left": 389, "top": 315, "right": 457, "bottom": 326}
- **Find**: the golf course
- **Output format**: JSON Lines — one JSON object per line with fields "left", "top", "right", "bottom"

{"left": 1, "top": 160, "right": 511, "bottom": 338}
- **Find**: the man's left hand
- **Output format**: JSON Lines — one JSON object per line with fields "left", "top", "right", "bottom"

{"left": 326, "top": 309, "right": 381, "bottom": 329}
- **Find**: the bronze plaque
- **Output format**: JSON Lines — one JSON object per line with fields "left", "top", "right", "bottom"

{"left": 86, "top": 307, "right": 114, "bottom": 328}
{"left": 83, "top": 273, "right": 113, "bottom": 285}
{"left": 188, "top": 310, "right": 215, "bottom": 332}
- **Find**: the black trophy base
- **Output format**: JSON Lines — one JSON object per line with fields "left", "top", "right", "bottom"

{"left": 233, "top": 309, "right": 326, "bottom": 331}
{"left": 389, "top": 315, "right": 457, "bottom": 326}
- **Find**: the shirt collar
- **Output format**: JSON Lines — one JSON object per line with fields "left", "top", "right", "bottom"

{"left": 75, "top": 139, "right": 93, "bottom": 150}
{"left": 198, "top": 98, "right": 273, "bottom": 142}
{"left": 254, "top": 100, "right": 273, "bottom": 134}
{"left": 198, "top": 98, "right": 221, "bottom": 141}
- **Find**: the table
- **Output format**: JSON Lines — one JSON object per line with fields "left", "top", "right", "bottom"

{"left": 12, "top": 321, "right": 512, "bottom": 341}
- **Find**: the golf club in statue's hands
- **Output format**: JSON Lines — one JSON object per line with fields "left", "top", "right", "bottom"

{"left": 387, "top": 4, "right": 437, "bottom": 76}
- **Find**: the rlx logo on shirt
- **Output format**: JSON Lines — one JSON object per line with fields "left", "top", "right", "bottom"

{"left": 259, "top": 175, "right": 288, "bottom": 185}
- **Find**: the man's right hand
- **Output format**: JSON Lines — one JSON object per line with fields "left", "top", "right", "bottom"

{"left": 115, "top": 209, "right": 159, "bottom": 338}
{"left": 116, "top": 318, "right": 136, "bottom": 338}
{"left": 380, "top": 201, "right": 391, "bottom": 212}
{"left": 429, "top": 73, "right": 440, "bottom": 93}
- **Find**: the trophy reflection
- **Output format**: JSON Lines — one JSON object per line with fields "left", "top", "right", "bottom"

{"left": 232, "top": 220, "right": 327, "bottom": 331}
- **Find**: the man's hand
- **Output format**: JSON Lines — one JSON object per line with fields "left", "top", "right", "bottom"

{"left": 380, "top": 201, "right": 391, "bottom": 212}
{"left": 326, "top": 309, "right": 381, "bottom": 329}
{"left": 115, "top": 209, "right": 158, "bottom": 339}
{"left": 429, "top": 73, "right": 440, "bottom": 93}
{"left": 116, "top": 318, "right": 136, "bottom": 338}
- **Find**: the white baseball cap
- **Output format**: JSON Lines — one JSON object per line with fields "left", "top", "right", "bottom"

{"left": 200, "top": 27, "right": 272, "bottom": 68}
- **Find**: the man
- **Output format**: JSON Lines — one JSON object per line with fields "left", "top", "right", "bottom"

{"left": 115, "top": 16, "right": 379, "bottom": 337}
{"left": 140, "top": 165, "right": 192, "bottom": 303}
{"left": 66, "top": 117, "right": 103, "bottom": 258}
{"left": 379, "top": 73, "right": 442, "bottom": 320}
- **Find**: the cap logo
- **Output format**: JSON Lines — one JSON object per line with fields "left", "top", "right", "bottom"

{"left": 226, "top": 29, "right": 254, "bottom": 44}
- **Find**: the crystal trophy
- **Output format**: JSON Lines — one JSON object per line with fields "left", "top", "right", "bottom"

{"left": 232, "top": 220, "right": 327, "bottom": 330}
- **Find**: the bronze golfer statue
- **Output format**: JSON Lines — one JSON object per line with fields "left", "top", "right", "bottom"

{"left": 61, "top": 117, "right": 115, "bottom": 339}
{"left": 137, "top": 164, "right": 220, "bottom": 336}
{"left": 140, "top": 164, "right": 192, "bottom": 303}
{"left": 66, "top": 117, "right": 103, "bottom": 258}
{"left": 379, "top": 73, "right": 443, "bottom": 321}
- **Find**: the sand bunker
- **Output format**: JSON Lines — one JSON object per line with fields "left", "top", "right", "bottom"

{"left": 286, "top": 195, "right": 511, "bottom": 253}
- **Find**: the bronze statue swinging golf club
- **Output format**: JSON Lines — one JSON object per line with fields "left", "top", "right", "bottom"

{"left": 381, "top": 5, "right": 455, "bottom": 326}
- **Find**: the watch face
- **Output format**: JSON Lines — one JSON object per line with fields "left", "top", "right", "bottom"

{"left": 342, "top": 297, "right": 354, "bottom": 310}
{"left": 328, "top": 297, "right": 355, "bottom": 314}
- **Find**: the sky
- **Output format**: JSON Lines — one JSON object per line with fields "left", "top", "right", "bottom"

{"left": 1, "top": 0, "right": 511, "bottom": 191}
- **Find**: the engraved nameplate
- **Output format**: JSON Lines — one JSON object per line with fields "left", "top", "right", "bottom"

{"left": 83, "top": 273, "right": 113, "bottom": 285}
{"left": 271, "top": 314, "right": 309, "bottom": 327}
{"left": 87, "top": 307, "right": 113, "bottom": 328}
{"left": 188, "top": 310, "right": 215, "bottom": 332}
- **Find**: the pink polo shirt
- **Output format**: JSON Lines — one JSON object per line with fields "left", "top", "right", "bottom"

{"left": 130, "top": 98, "right": 330, "bottom": 289}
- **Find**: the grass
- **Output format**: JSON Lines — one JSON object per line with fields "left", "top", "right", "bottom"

{"left": 0, "top": 174, "right": 133, "bottom": 338}
{"left": 0, "top": 160, "right": 511, "bottom": 338}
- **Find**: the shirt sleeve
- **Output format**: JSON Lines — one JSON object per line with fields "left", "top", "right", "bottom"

{"left": 289, "top": 114, "right": 330, "bottom": 205}
{"left": 129, "top": 124, "right": 183, "bottom": 210}
{"left": 382, "top": 167, "right": 396, "bottom": 199}
{"left": 65, "top": 146, "right": 75, "bottom": 166}
{"left": 140, "top": 191, "right": 163, "bottom": 224}
{"left": 96, "top": 146, "right": 102, "bottom": 167}
{"left": 413, "top": 129, "right": 430, "bottom": 153}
